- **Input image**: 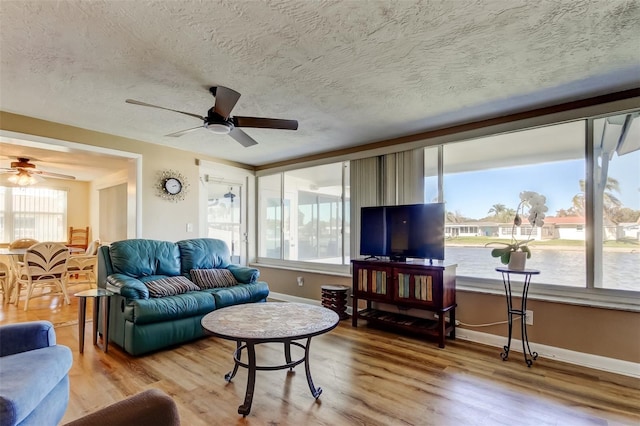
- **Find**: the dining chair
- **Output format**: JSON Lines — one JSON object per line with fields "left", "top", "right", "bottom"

{"left": 14, "top": 242, "right": 71, "bottom": 311}
{"left": 9, "top": 238, "right": 39, "bottom": 250}
{"left": 0, "top": 261, "right": 9, "bottom": 305}
{"left": 67, "top": 240, "right": 100, "bottom": 289}
{"left": 68, "top": 226, "right": 90, "bottom": 251}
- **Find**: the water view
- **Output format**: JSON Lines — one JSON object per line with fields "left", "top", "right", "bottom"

{"left": 445, "top": 246, "right": 639, "bottom": 291}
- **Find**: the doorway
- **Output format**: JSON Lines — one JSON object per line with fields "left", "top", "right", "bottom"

{"left": 206, "top": 182, "right": 244, "bottom": 264}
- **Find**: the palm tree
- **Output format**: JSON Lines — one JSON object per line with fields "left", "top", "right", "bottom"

{"left": 487, "top": 203, "right": 507, "bottom": 217}
{"left": 571, "top": 177, "right": 622, "bottom": 221}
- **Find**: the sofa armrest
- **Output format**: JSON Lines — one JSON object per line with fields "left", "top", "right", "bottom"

{"left": 226, "top": 264, "right": 260, "bottom": 283}
{"left": 106, "top": 274, "right": 150, "bottom": 299}
{"left": 63, "top": 389, "right": 180, "bottom": 426}
{"left": 0, "top": 321, "right": 56, "bottom": 357}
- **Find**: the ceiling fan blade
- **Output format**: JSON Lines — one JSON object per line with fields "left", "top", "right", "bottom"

{"left": 233, "top": 116, "right": 298, "bottom": 130}
{"left": 228, "top": 128, "right": 258, "bottom": 148}
{"left": 165, "top": 126, "right": 204, "bottom": 137}
{"left": 125, "top": 99, "right": 204, "bottom": 121}
{"left": 31, "top": 170, "right": 76, "bottom": 180}
{"left": 212, "top": 86, "right": 241, "bottom": 119}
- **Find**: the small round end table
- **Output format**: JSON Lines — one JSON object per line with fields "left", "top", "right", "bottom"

{"left": 74, "top": 288, "right": 114, "bottom": 353}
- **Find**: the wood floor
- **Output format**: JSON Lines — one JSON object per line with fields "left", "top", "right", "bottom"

{"left": 1, "top": 292, "right": 639, "bottom": 426}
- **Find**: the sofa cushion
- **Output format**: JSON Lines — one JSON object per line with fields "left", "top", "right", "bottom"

{"left": 190, "top": 268, "right": 238, "bottom": 289}
{"left": 207, "top": 282, "right": 270, "bottom": 309}
{"left": 227, "top": 264, "right": 260, "bottom": 283}
{"left": 122, "top": 291, "right": 216, "bottom": 324}
{"left": 110, "top": 239, "right": 181, "bottom": 278}
{"left": 177, "top": 238, "right": 230, "bottom": 274}
{"left": 144, "top": 276, "right": 200, "bottom": 298}
{"left": 0, "top": 345, "right": 72, "bottom": 426}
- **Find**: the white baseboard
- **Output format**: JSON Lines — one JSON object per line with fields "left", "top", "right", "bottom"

{"left": 456, "top": 328, "right": 640, "bottom": 378}
{"left": 269, "top": 292, "right": 640, "bottom": 378}
{"left": 269, "top": 291, "right": 322, "bottom": 306}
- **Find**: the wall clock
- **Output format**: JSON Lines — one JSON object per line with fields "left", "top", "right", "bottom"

{"left": 157, "top": 170, "right": 189, "bottom": 202}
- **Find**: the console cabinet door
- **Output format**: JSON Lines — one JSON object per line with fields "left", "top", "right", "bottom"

{"left": 393, "top": 267, "right": 442, "bottom": 308}
{"left": 353, "top": 264, "right": 393, "bottom": 302}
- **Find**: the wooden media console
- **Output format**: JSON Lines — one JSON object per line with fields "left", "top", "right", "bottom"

{"left": 351, "top": 259, "right": 457, "bottom": 348}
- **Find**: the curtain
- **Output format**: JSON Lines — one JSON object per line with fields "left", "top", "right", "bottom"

{"left": 349, "top": 148, "right": 425, "bottom": 258}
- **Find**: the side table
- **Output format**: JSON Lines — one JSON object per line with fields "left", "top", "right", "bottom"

{"left": 74, "top": 288, "right": 114, "bottom": 353}
{"left": 496, "top": 267, "right": 540, "bottom": 367}
{"left": 321, "top": 285, "right": 349, "bottom": 320}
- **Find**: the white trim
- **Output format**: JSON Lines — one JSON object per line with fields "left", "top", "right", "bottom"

{"left": 251, "top": 261, "right": 351, "bottom": 277}
{"left": 457, "top": 277, "right": 640, "bottom": 312}
{"left": 456, "top": 328, "right": 640, "bottom": 379}
{"left": 269, "top": 291, "right": 322, "bottom": 306}
{"left": 269, "top": 292, "right": 640, "bottom": 378}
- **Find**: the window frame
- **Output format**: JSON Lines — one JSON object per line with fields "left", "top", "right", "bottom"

{"left": 438, "top": 115, "right": 639, "bottom": 311}
{"left": 256, "top": 162, "right": 351, "bottom": 274}
{"left": 253, "top": 92, "right": 640, "bottom": 309}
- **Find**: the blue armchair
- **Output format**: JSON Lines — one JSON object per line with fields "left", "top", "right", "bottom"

{"left": 0, "top": 321, "right": 73, "bottom": 426}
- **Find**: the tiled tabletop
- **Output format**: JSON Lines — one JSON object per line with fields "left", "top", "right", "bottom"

{"left": 202, "top": 302, "right": 339, "bottom": 340}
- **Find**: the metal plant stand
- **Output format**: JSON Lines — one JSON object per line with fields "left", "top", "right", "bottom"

{"left": 496, "top": 267, "right": 540, "bottom": 367}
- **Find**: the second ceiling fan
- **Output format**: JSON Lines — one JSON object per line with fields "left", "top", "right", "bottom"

{"left": 126, "top": 86, "right": 298, "bottom": 147}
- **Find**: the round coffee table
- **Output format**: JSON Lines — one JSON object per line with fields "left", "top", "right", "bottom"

{"left": 201, "top": 302, "right": 339, "bottom": 416}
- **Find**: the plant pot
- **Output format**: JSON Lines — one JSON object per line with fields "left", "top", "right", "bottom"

{"left": 508, "top": 251, "right": 527, "bottom": 270}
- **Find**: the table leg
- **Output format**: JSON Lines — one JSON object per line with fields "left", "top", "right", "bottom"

{"left": 304, "top": 337, "right": 322, "bottom": 399}
{"left": 225, "top": 341, "right": 242, "bottom": 382}
{"left": 437, "top": 312, "right": 446, "bottom": 348}
{"left": 521, "top": 274, "right": 538, "bottom": 367}
{"left": 92, "top": 297, "right": 99, "bottom": 346}
{"left": 78, "top": 298, "right": 87, "bottom": 354}
{"left": 284, "top": 341, "right": 293, "bottom": 371}
{"left": 102, "top": 296, "right": 110, "bottom": 353}
{"left": 238, "top": 342, "right": 256, "bottom": 417}
{"left": 450, "top": 308, "right": 456, "bottom": 340}
{"left": 501, "top": 272, "right": 513, "bottom": 361}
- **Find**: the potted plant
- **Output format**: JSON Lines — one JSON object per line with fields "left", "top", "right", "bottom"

{"left": 486, "top": 191, "right": 548, "bottom": 270}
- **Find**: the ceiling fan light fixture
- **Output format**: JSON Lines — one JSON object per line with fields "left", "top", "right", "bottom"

{"left": 205, "top": 122, "right": 233, "bottom": 135}
{"left": 8, "top": 170, "right": 38, "bottom": 186}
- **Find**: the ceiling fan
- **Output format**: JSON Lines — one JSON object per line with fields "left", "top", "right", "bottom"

{"left": 0, "top": 157, "right": 76, "bottom": 185}
{"left": 126, "top": 86, "right": 298, "bottom": 147}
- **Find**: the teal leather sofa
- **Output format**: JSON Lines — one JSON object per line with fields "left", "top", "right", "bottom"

{"left": 97, "top": 238, "right": 269, "bottom": 356}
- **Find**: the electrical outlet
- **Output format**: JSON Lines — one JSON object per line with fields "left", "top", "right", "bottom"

{"left": 186, "top": 223, "right": 193, "bottom": 232}
{"left": 297, "top": 276, "right": 304, "bottom": 286}
{"left": 454, "top": 320, "right": 461, "bottom": 326}
{"left": 525, "top": 310, "right": 533, "bottom": 325}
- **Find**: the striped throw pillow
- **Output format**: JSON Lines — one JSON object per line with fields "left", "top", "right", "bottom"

{"left": 190, "top": 268, "right": 238, "bottom": 289}
{"left": 145, "top": 276, "right": 200, "bottom": 298}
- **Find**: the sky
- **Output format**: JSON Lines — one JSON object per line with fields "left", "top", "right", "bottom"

{"left": 428, "top": 151, "right": 639, "bottom": 220}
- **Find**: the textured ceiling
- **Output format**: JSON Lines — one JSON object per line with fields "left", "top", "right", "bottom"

{"left": 1, "top": 0, "right": 639, "bottom": 170}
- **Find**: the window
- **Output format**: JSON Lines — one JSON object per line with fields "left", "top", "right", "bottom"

{"left": 258, "top": 174, "right": 282, "bottom": 259}
{"left": 592, "top": 113, "right": 640, "bottom": 291}
{"left": 437, "top": 112, "right": 639, "bottom": 294}
{"left": 258, "top": 162, "right": 350, "bottom": 268}
{"left": 0, "top": 186, "right": 68, "bottom": 242}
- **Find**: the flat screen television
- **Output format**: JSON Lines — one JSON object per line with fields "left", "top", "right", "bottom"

{"left": 360, "top": 203, "right": 445, "bottom": 262}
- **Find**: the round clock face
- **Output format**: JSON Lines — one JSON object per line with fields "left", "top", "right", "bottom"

{"left": 164, "top": 177, "right": 182, "bottom": 195}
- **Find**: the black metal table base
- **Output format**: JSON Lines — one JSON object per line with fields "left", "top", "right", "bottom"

{"left": 225, "top": 337, "right": 321, "bottom": 416}
{"left": 497, "top": 267, "right": 540, "bottom": 367}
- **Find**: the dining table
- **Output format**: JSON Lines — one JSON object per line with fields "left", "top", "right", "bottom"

{"left": 0, "top": 246, "right": 84, "bottom": 304}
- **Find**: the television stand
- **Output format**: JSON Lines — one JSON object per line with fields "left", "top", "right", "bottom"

{"left": 351, "top": 259, "right": 457, "bottom": 348}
